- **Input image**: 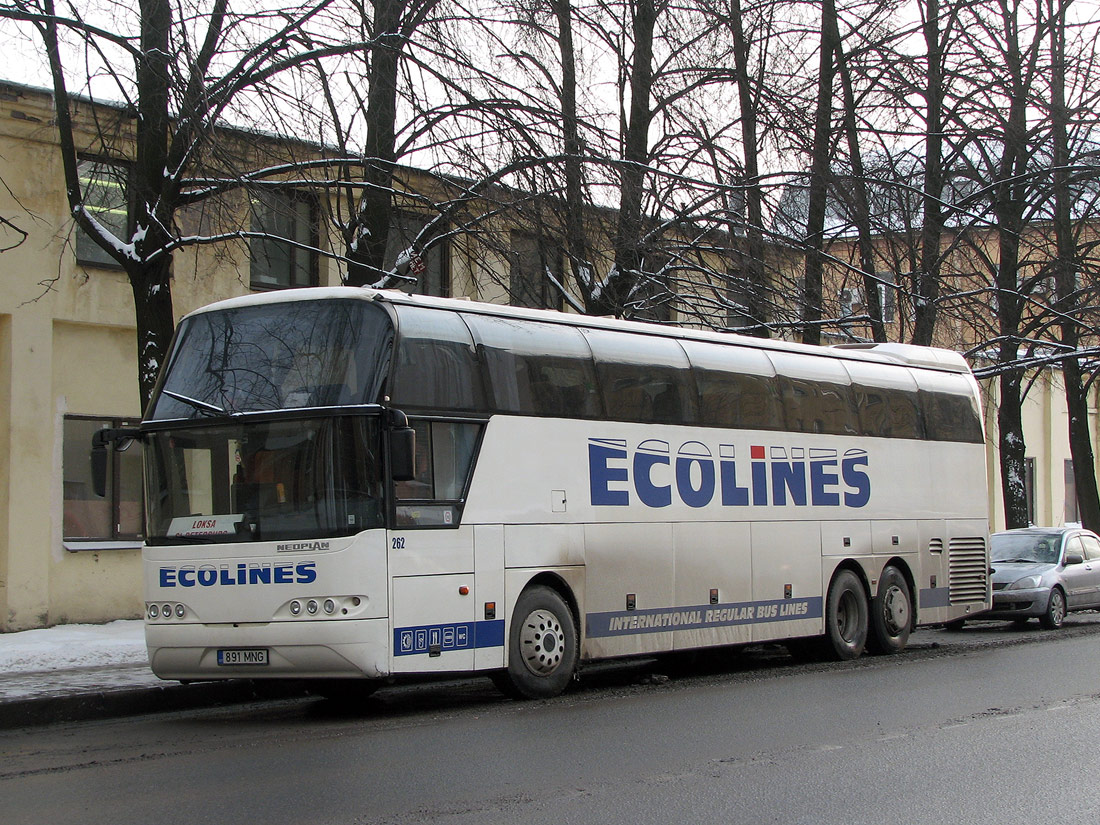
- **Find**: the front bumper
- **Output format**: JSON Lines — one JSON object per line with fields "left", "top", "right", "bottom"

{"left": 146, "top": 617, "right": 390, "bottom": 681}
{"left": 985, "top": 587, "right": 1050, "bottom": 619}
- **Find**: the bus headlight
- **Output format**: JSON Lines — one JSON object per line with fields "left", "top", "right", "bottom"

{"left": 290, "top": 600, "right": 302, "bottom": 615}
{"left": 324, "top": 599, "right": 336, "bottom": 615}
{"left": 148, "top": 604, "right": 160, "bottom": 619}
{"left": 306, "top": 599, "right": 319, "bottom": 615}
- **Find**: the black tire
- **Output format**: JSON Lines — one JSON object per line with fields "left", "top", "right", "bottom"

{"left": 823, "top": 569, "right": 868, "bottom": 660}
{"left": 1040, "top": 587, "right": 1067, "bottom": 630}
{"left": 493, "top": 585, "right": 578, "bottom": 699}
{"left": 866, "top": 566, "right": 912, "bottom": 655}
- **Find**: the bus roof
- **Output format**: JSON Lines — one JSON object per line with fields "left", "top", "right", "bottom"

{"left": 183, "top": 286, "right": 973, "bottom": 375}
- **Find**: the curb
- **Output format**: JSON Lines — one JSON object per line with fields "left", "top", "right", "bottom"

{"left": 0, "top": 680, "right": 312, "bottom": 730}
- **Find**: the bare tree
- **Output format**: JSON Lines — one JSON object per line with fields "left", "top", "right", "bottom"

{"left": 0, "top": 0, "right": 372, "bottom": 406}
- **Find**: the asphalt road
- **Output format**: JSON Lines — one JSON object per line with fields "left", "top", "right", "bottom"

{"left": 3, "top": 616, "right": 1100, "bottom": 824}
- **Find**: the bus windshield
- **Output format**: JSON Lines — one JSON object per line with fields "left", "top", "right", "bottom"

{"left": 148, "top": 299, "right": 393, "bottom": 420}
{"left": 144, "top": 416, "right": 384, "bottom": 544}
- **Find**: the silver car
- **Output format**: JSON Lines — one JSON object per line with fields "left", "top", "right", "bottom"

{"left": 987, "top": 527, "right": 1100, "bottom": 629}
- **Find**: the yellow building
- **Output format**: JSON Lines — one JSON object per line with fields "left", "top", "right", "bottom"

{"left": 0, "top": 80, "right": 1092, "bottom": 630}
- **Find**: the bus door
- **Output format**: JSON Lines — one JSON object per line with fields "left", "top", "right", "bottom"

{"left": 387, "top": 419, "right": 484, "bottom": 673}
{"left": 388, "top": 526, "right": 475, "bottom": 672}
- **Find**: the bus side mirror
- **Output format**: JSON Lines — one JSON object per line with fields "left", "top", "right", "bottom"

{"left": 90, "top": 427, "right": 142, "bottom": 497}
{"left": 390, "top": 427, "right": 416, "bottom": 482}
{"left": 91, "top": 433, "right": 110, "bottom": 498}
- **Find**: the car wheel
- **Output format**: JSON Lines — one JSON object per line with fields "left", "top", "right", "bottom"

{"left": 492, "top": 585, "right": 578, "bottom": 699}
{"left": 867, "top": 566, "right": 912, "bottom": 654}
{"left": 1040, "top": 588, "right": 1067, "bottom": 630}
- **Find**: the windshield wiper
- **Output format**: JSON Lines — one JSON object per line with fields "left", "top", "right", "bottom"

{"left": 162, "top": 388, "right": 226, "bottom": 416}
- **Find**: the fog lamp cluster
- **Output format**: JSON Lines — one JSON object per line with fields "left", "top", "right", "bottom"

{"left": 147, "top": 602, "right": 186, "bottom": 620}
{"left": 287, "top": 595, "right": 361, "bottom": 618}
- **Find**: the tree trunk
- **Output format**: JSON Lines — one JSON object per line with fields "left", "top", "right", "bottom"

{"left": 344, "top": 1, "right": 404, "bottom": 287}
{"left": 729, "top": 0, "right": 769, "bottom": 337}
{"left": 1049, "top": 0, "right": 1100, "bottom": 528}
{"left": 553, "top": 0, "right": 595, "bottom": 306}
{"left": 595, "top": 0, "right": 657, "bottom": 317}
{"left": 914, "top": 0, "right": 945, "bottom": 346}
{"left": 998, "top": 370, "right": 1029, "bottom": 529}
{"left": 832, "top": 25, "right": 885, "bottom": 343}
{"left": 803, "top": 0, "right": 838, "bottom": 346}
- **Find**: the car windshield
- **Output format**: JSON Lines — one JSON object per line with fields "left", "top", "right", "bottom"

{"left": 991, "top": 532, "right": 1063, "bottom": 563}
{"left": 144, "top": 415, "right": 384, "bottom": 544}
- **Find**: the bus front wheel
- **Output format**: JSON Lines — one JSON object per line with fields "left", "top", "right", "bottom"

{"left": 493, "top": 585, "right": 578, "bottom": 700}
{"left": 823, "top": 570, "right": 868, "bottom": 660}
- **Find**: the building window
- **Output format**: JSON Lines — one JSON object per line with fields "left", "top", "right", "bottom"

{"left": 509, "top": 231, "right": 563, "bottom": 310}
{"left": 876, "top": 272, "right": 897, "bottom": 324}
{"left": 1065, "top": 459, "right": 1079, "bottom": 524}
{"left": 628, "top": 253, "right": 673, "bottom": 323}
{"left": 1025, "top": 457, "right": 1036, "bottom": 526}
{"left": 63, "top": 416, "right": 143, "bottom": 543}
{"left": 385, "top": 211, "right": 449, "bottom": 297}
{"left": 249, "top": 189, "right": 318, "bottom": 289}
{"left": 76, "top": 158, "right": 129, "bottom": 269}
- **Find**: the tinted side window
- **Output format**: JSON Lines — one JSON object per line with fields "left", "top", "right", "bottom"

{"left": 390, "top": 307, "right": 487, "bottom": 412}
{"left": 913, "top": 370, "right": 984, "bottom": 443}
{"left": 768, "top": 351, "right": 858, "bottom": 436}
{"left": 395, "top": 420, "right": 482, "bottom": 527}
{"left": 583, "top": 328, "right": 696, "bottom": 425}
{"left": 843, "top": 359, "right": 923, "bottom": 439}
{"left": 680, "top": 340, "right": 783, "bottom": 430}
{"left": 463, "top": 313, "right": 602, "bottom": 418}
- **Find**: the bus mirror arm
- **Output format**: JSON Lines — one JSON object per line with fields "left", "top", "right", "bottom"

{"left": 90, "top": 427, "right": 142, "bottom": 498}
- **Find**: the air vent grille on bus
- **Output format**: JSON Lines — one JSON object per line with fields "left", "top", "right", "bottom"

{"left": 928, "top": 537, "right": 945, "bottom": 554}
{"left": 949, "top": 536, "right": 989, "bottom": 604}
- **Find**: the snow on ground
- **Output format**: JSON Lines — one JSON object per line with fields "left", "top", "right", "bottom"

{"left": 0, "top": 620, "right": 147, "bottom": 673}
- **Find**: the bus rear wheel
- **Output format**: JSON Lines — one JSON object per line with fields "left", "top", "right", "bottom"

{"left": 493, "top": 585, "right": 578, "bottom": 700}
{"left": 867, "top": 565, "right": 912, "bottom": 654}
{"left": 823, "top": 569, "right": 868, "bottom": 660}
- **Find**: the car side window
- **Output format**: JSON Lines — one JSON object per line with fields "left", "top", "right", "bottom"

{"left": 1064, "top": 536, "right": 1085, "bottom": 561}
{"left": 1079, "top": 535, "right": 1100, "bottom": 561}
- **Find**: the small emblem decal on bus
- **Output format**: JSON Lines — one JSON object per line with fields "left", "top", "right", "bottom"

{"left": 588, "top": 438, "right": 870, "bottom": 509}
{"left": 276, "top": 541, "right": 331, "bottom": 553}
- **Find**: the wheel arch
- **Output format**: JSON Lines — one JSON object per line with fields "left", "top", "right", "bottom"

{"left": 516, "top": 571, "right": 581, "bottom": 640}
{"left": 829, "top": 558, "right": 872, "bottom": 601}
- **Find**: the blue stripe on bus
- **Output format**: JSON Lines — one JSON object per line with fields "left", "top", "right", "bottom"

{"left": 919, "top": 587, "right": 952, "bottom": 608}
{"left": 394, "top": 619, "right": 505, "bottom": 656}
{"left": 586, "top": 596, "right": 823, "bottom": 638}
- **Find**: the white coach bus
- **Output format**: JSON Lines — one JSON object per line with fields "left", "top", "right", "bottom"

{"left": 97, "top": 287, "right": 990, "bottom": 699}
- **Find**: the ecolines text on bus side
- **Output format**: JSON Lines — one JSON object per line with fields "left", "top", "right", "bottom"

{"left": 588, "top": 438, "right": 871, "bottom": 509}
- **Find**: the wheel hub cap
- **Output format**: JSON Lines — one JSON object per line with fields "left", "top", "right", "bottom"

{"left": 883, "top": 586, "right": 909, "bottom": 634}
{"left": 520, "top": 608, "right": 566, "bottom": 676}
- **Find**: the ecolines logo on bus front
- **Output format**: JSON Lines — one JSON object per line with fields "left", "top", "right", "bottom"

{"left": 158, "top": 562, "right": 317, "bottom": 588}
{"left": 588, "top": 438, "right": 870, "bottom": 509}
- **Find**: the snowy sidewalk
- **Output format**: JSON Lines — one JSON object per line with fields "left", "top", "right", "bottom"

{"left": 0, "top": 620, "right": 304, "bottom": 728}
